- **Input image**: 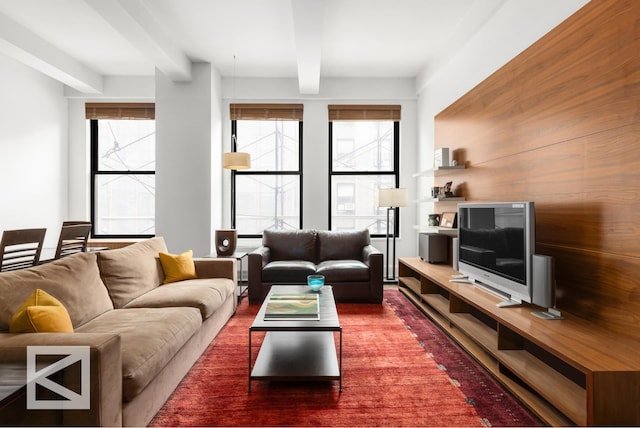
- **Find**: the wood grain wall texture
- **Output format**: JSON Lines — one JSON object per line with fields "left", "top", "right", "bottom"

{"left": 434, "top": 0, "right": 640, "bottom": 338}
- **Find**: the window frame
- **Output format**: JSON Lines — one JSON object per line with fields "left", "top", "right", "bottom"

{"left": 230, "top": 119, "right": 304, "bottom": 239}
{"left": 89, "top": 113, "right": 156, "bottom": 239}
{"left": 328, "top": 119, "right": 400, "bottom": 238}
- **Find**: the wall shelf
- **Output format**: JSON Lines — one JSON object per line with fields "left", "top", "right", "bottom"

{"left": 415, "top": 196, "right": 465, "bottom": 203}
{"left": 413, "top": 225, "right": 458, "bottom": 236}
{"left": 412, "top": 165, "right": 466, "bottom": 177}
{"left": 398, "top": 257, "right": 640, "bottom": 427}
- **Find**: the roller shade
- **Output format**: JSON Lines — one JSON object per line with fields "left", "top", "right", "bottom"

{"left": 328, "top": 104, "right": 401, "bottom": 121}
{"left": 86, "top": 103, "right": 155, "bottom": 120}
{"left": 230, "top": 103, "right": 303, "bottom": 121}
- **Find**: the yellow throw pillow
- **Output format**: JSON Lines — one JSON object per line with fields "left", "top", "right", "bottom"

{"left": 159, "top": 250, "right": 197, "bottom": 284}
{"left": 10, "top": 289, "right": 74, "bottom": 333}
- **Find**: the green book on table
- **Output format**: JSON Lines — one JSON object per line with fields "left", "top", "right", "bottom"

{"left": 264, "top": 293, "right": 320, "bottom": 320}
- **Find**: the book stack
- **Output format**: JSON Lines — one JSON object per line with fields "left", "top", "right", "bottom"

{"left": 264, "top": 293, "right": 320, "bottom": 321}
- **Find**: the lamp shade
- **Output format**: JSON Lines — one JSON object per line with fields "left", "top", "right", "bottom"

{"left": 378, "top": 188, "right": 409, "bottom": 208}
{"left": 223, "top": 152, "right": 251, "bottom": 170}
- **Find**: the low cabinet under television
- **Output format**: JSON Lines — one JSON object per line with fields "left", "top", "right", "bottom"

{"left": 398, "top": 257, "right": 640, "bottom": 427}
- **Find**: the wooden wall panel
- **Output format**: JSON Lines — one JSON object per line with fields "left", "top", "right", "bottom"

{"left": 434, "top": 0, "right": 640, "bottom": 338}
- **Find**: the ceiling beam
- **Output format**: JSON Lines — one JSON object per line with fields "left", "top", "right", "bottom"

{"left": 0, "top": 12, "right": 103, "bottom": 94}
{"left": 85, "top": 0, "right": 191, "bottom": 82}
{"left": 291, "top": 0, "right": 323, "bottom": 94}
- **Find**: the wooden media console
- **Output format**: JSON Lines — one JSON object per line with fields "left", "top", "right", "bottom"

{"left": 398, "top": 257, "right": 640, "bottom": 426}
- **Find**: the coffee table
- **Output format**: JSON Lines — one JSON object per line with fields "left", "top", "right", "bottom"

{"left": 248, "top": 285, "right": 342, "bottom": 392}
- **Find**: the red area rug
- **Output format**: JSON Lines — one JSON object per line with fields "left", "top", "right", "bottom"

{"left": 150, "top": 290, "right": 538, "bottom": 427}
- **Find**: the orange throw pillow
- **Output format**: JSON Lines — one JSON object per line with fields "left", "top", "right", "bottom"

{"left": 159, "top": 250, "right": 197, "bottom": 284}
{"left": 10, "top": 289, "right": 74, "bottom": 333}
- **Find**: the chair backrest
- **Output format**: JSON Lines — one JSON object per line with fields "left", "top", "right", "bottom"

{"left": 62, "top": 221, "right": 91, "bottom": 226}
{"left": 55, "top": 223, "right": 92, "bottom": 259}
{"left": 0, "top": 228, "right": 47, "bottom": 272}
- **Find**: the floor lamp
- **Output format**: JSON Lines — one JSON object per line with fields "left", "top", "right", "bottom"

{"left": 219, "top": 151, "right": 250, "bottom": 256}
{"left": 378, "top": 188, "right": 409, "bottom": 281}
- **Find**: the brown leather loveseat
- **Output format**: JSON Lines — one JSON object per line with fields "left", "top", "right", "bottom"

{"left": 248, "top": 229, "right": 383, "bottom": 304}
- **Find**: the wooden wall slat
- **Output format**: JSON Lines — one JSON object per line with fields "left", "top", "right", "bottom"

{"left": 433, "top": 0, "right": 640, "bottom": 339}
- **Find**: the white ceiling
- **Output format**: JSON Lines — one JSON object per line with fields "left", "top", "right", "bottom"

{"left": 0, "top": 0, "right": 582, "bottom": 94}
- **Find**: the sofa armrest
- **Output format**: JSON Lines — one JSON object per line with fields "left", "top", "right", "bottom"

{"left": 248, "top": 247, "right": 270, "bottom": 304}
{"left": 363, "top": 245, "right": 384, "bottom": 303}
{"left": 0, "top": 332, "right": 122, "bottom": 427}
{"left": 249, "top": 246, "right": 270, "bottom": 265}
{"left": 362, "top": 244, "right": 382, "bottom": 264}
{"left": 193, "top": 258, "right": 237, "bottom": 282}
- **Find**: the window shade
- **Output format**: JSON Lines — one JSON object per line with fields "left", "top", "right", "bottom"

{"left": 328, "top": 104, "right": 401, "bottom": 121}
{"left": 230, "top": 103, "right": 303, "bottom": 121}
{"left": 86, "top": 103, "right": 155, "bottom": 120}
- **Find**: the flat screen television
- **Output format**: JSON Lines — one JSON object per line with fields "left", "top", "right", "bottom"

{"left": 457, "top": 202, "right": 535, "bottom": 307}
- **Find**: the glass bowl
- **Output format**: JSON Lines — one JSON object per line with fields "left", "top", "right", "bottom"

{"left": 307, "top": 274, "right": 325, "bottom": 291}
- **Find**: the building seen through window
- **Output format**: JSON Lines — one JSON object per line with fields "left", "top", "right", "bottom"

{"left": 88, "top": 103, "right": 155, "bottom": 237}
{"left": 231, "top": 104, "right": 303, "bottom": 237}
{"left": 329, "top": 105, "right": 400, "bottom": 236}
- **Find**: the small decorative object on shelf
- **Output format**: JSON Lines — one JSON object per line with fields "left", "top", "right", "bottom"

{"left": 431, "top": 186, "right": 440, "bottom": 197}
{"left": 439, "top": 181, "right": 454, "bottom": 198}
{"left": 428, "top": 214, "right": 441, "bottom": 226}
{"left": 440, "top": 212, "right": 457, "bottom": 228}
{"left": 434, "top": 148, "right": 450, "bottom": 168}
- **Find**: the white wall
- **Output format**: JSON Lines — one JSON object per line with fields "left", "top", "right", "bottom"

{"left": 155, "top": 63, "right": 220, "bottom": 256}
{"left": 0, "top": 54, "right": 68, "bottom": 256}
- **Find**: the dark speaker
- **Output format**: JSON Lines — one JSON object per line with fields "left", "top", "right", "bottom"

{"left": 418, "top": 233, "right": 448, "bottom": 264}
{"left": 531, "top": 254, "right": 555, "bottom": 308}
{"left": 452, "top": 237, "right": 459, "bottom": 271}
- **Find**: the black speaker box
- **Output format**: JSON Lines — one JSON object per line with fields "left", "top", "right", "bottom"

{"left": 419, "top": 233, "right": 448, "bottom": 264}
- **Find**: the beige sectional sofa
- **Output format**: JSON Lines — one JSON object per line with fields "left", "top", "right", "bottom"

{"left": 0, "top": 237, "right": 237, "bottom": 427}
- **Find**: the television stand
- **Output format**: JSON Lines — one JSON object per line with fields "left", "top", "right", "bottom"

{"left": 531, "top": 307, "right": 563, "bottom": 320}
{"left": 398, "top": 257, "right": 640, "bottom": 426}
{"left": 470, "top": 278, "right": 522, "bottom": 307}
{"left": 495, "top": 298, "right": 522, "bottom": 308}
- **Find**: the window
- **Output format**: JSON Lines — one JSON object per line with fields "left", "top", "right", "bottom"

{"left": 329, "top": 105, "right": 400, "bottom": 236}
{"left": 230, "top": 104, "right": 303, "bottom": 237}
{"left": 87, "top": 103, "right": 155, "bottom": 237}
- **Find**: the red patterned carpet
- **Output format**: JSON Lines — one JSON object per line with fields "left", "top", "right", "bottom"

{"left": 150, "top": 289, "right": 538, "bottom": 427}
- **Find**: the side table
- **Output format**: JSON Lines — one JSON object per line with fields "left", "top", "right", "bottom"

{"left": 207, "top": 249, "right": 253, "bottom": 301}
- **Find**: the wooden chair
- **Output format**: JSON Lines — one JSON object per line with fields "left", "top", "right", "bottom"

{"left": 54, "top": 223, "right": 92, "bottom": 259}
{"left": 0, "top": 228, "right": 47, "bottom": 272}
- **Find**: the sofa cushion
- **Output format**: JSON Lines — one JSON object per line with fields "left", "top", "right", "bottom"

{"left": 263, "top": 229, "right": 316, "bottom": 262}
{"left": 98, "top": 237, "right": 168, "bottom": 308}
{"left": 124, "top": 278, "right": 235, "bottom": 320}
{"left": 0, "top": 252, "right": 114, "bottom": 332}
{"left": 10, "top": 289, "right": 74, "bottom": 333}
{"left": 262, "top": 260, "right": 316, "bottom": 283}
{"left": 159, "top": 250, "right": 197, "bottom": 284}
{"left": 75, "top": 307, "right": 201, "bottom": 402}
{"left": 317, "top": 229, "right": 370, "bottom": 262}
{"left": 316, "top": 260, "right": 370, "bottom": 282}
